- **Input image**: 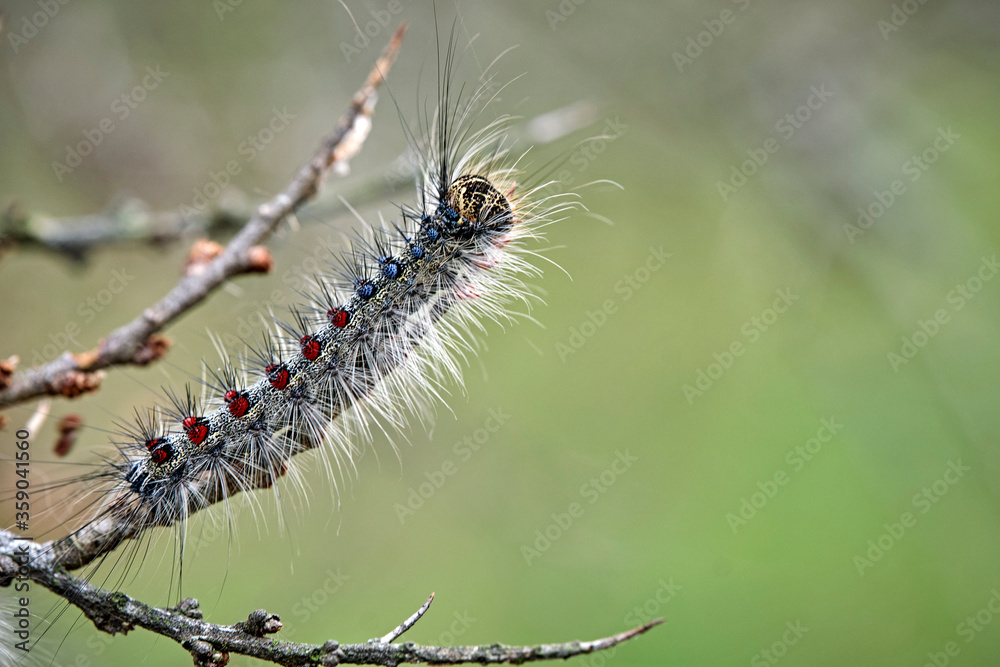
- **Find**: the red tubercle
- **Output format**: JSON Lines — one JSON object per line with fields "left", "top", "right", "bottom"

{"left": 327, "top": 308, "right": 350, "bottom": 328}
{"left": 266, "top": 363, "right": 290, "bottom": 390}
{"left": 144, "top": 437, "right": 165, "bottom": 451}
{"left": 182, "top": 416, "right": 209, "bottom": 444}
{"left": 224, "top": 390, "right": 251, "bottom": 418}
{"left": 300, "top": 336, "right": 321, "bottom": 361}
{"left": 150, "top": 445, "right": 171, "bottom": 465}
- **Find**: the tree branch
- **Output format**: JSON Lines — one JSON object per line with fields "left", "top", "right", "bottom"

{"left": 0, "top": 531, "right": 661, "bottom": 666}
{"left": 0, "top": 23, "right": 407, "bottom": 410}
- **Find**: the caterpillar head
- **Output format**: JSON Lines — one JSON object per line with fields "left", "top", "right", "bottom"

{"left": 439, "top": 174, "right": 513, "bottom": 237}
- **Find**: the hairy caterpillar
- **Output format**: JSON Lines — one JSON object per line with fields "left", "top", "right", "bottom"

{"left": 4, "top": 17, "right": 574, "bottom": 615}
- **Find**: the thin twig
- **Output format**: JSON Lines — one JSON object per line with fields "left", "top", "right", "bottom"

{"left": 0, "top": 171, "right": 410, "bottom": 262}
{"left": 0, "top": 195, "right": 253, "bottom": 261}
{"left": 377, "top": 593, "right": 435, "bottom": 644}
{"left": 0, "top": 24, "right": 407, "bottom": 410}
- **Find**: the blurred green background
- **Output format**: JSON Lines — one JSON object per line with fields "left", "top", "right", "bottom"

{"left": 2, "top": 1, "right": 1000, "bottom": 665}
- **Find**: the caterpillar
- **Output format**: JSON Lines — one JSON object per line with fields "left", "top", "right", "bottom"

{"left": 4, "top": 17, "right": 575, "bottom": 612}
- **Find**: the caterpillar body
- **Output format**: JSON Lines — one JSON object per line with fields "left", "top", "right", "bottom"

{"left": 8, "top": 26, "right": 573, "bottom": 596}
